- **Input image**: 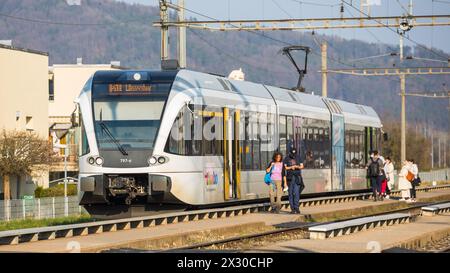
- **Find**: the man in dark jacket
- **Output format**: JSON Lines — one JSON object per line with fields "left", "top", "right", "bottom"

{"left": 283, "top": 148, "right": 304, "bottom": 214}
{"left": 366, "top": 150, "right": 384, "bottom": 201}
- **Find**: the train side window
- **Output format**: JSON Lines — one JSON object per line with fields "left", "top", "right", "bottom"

{"left": 166, "top": 105, "right": 223, "bottom": 156}
{"left": 167, "top": 105, "right": 188, "bottom": 155}
{"left": 79, "top": 112, "right": 90, "bottom": 156}
{"left": 243, "top": 112, "right": 253, "bottom": 170}
{"left": 301, "top": 118, "right": 330, "bottom": 169}
{"left": 251, "top": 112, "right": 260, "bottom": 170}
{"left": 202, "top": 106, "right": 223, "bottom": 156}
{"left": 259, "top": 112, "right": 269, "bottom": 170}
{"left": 279, "top": 115, "right": 287, "bottom": 156}
{"left": 287, "top": 116, "right": 294, "bottom": 151}
{"left": 344, "top": 125, "right": 366, "bottom": 168}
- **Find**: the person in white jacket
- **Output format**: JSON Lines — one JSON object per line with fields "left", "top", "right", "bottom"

{"left": 384, "top": 157, "right": 395, "bottom": 199}
{"left": 398, "top": 160, "right": 413, "bottom": 202}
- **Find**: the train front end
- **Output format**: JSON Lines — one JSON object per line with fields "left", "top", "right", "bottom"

{"left": 76, "top": 70, "right": 179, "bottom": 212}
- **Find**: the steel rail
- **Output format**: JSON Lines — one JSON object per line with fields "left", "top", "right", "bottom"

{"left": 167, "top": 200, "right": 450, "bottom": 252}
{"left": 0, "top": 184, "right": 449, "bottom": 246}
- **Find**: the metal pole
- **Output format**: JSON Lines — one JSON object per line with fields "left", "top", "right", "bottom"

{"left": 64, "top": 135, "right": 70, "bottom": 217}
{"left": 160, "top": 0, "right": 169, "bottom": 61}
{"left": 431, "top": 130, "right": 434, "bottom": 169}
{"left": 52, "top": 197, "right": 55, "bottom": 219}
{"left": 399, "top": 33, "right": 404, "bottom": 60}
{"left": 321, "top": 42, "right": 328, "bottom": 98}
{"left": 64, "top": 148, "right": 67, "bottom": 198}
{"left": 409, "top": 0, "right": 413, "bottom": 15}
{"left": 22, "top": 199, "right": 25, "bottom": 219}
{"left": 178, "top": 0, "right": 186, "bottom": 68}
{"left": 6, "top": 199, "right": 10, "bottom": 221}
{"left": 400, "top": 74, "right": 406, "bottom": 163}
{"left": 37, "top": 198, "right": 41, "bottom": 220}
{"left": 439, "top": 136, "right": 441, "bottom": 168}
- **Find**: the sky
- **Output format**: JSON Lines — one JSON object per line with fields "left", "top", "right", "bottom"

{"left": 116, "top": 0, "right": 450, "bottom": 59}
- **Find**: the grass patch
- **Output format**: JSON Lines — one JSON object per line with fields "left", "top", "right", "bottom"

{"left": 0, "top": 214, "right": 92, "bottom": 232}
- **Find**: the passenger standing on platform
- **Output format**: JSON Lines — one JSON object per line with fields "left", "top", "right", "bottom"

{"left": 266, "top": 152, "right": 285, "bottom": 213}
{"left": 367, "top": 150, "right": 384, "bottom": 201}
{"left": 384, "top": 157, "right": 395, "bottom": 199}
{"left": 410, "top": 159, "right": 419, "bottom": 203}
{"left": 283, "top": 148, "right": 304, "bottom": 214}
{"left": 398, "top": 160, "right": 413, "bottom": 202}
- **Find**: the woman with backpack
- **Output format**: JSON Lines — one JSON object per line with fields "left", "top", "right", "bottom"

{"left": 398, "top": 160, "right": 413, "bottom": 202}
{"left": 266, "top": 152, "right": 286, "bottom": 213}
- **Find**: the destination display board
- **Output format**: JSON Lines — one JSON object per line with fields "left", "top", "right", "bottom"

{"left": 108, "top": 83, "right": 152, "bottom": 94}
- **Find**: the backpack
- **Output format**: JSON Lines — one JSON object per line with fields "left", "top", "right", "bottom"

{"left": 368, "top": 159, "right": 379, "bottom": 177}
{"left": 264, "top": 164, "right": 273, "bottom": 185}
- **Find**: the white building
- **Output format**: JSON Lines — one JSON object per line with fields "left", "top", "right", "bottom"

{"left": 48, "top": 59, "right": 121, "bottom": 182}
{"left": 0, "top": 44, "right": 49, "bottom": 199}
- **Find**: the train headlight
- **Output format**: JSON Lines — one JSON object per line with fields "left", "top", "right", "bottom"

{"left": 95, "top": 157, "right": 104, "bottom": 166}
{"left": 157, "top": 156, "right": 166, "bottom": 164}
{"left": 88, "top": 157, "right": 95, "bottom": 165}
{"left": 148, "top": 156, "right": 157, "bottom": 165}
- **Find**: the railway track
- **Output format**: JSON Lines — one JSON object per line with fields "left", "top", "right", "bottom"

{"left": 1, "top": 184, "right": 449, "bottom": 246}
{"left": 161, "top": 200, "right": 450, "bottom": 252}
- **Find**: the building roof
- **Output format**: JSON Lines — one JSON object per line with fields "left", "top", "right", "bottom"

{"left": 0, "top": 43, "right": 48, "bottom": 56}
{"left": 48, "top": 64, "right": 128, "bottom": 72}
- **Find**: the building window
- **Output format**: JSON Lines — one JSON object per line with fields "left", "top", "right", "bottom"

{"left": 49, "top": 79, "right": 54, "bottom": 101}
{"left": 25, "top": 116, "right": 34, "bottom": 131}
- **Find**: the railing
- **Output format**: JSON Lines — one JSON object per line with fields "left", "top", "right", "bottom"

{"left": 419, "top": 168, "right": 450, "bottom": 182}
{"left": 393, "top": 168, "right": 450, "bottom": 186}
{"left": 0, "top": 169, "right": 448, "bottom": 222}
{"left": 0, "top": 196, "right": 85, "bottom": 222}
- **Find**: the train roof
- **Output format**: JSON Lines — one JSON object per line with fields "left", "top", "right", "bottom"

{"left": 92, "top": 69, "right": 178, "bottom": 83}
{"left": 86, "top": 69, "right": 381, "bottom": 128}
{"left": 174, "top": 69, "right": 381, "bottom": 128}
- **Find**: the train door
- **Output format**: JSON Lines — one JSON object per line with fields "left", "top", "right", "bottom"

{"left": 323, "top": 98, "right": 345, "bottom": 191}
{"left": 223, "top": 108, "right": 241, "bottom": 200}
{"left": 331, "top": 114, "right": 345, "bottom": 190}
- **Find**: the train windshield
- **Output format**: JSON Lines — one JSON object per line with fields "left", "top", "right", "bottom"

{"left": 92, "top": 81, "right": 171, "bottom": 152}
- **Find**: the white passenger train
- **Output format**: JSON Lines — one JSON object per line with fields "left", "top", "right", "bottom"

{"left": 76, "top": 69, "right": 383, "bottom": 216}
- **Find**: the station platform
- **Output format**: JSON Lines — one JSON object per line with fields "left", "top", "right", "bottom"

{"left": 251, "top": 213, "right": 450, "bottom": 253}
{"left": 0, "top": 188, "right": 449, "bottom": 253}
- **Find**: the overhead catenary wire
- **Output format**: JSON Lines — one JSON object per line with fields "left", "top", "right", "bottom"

{"left": 348, "top": 52, "right": 398, "bottom": 62}
{"left": 341, "top": 0, "right": 450, "bottom": 61}
{"left": 0, "top": 11, "right": 147, "bottom": 26}
{"left": 344, "top": 6, "right": 399, "bottom": 54}
{"left": 187, "top": 28, "right": 286, "bottom": 75}
{"left": 433, "top": 0, "right": 450, "bottom": 4}
{"left": 272, "top": 0, "right": 354, "bottom": 67}
{"left": 404, "top": 56, "right": 450, "bottom": 63}
{"left": 169, "top": 2, "right": 356, "bottom": 68}
{"left": 290, "top": 0, "right": 341, "bottom": 7}
{"left": 395, "top": 0, "right": 411, "bottom": 15}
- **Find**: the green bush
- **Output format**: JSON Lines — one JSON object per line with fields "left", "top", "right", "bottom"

{"left": 34, "top": 184, "right": 78, "bottom": 198}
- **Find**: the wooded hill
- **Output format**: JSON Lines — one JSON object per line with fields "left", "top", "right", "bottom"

{"left": 0, "top": 0, "right": 448, "bottom": 168}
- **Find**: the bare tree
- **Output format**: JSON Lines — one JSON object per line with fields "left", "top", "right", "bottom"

{"left": 0, "top": 130, "right": 57, "bottom": 200}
